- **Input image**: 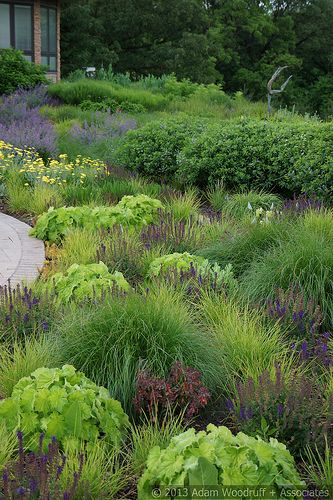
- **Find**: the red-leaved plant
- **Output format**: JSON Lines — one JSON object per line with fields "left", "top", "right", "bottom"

{"left": 133, "top": 361, "right": 210, "bottom": 419}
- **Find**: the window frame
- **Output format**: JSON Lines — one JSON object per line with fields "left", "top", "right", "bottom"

{"left": 0, "top": 0, "right": 34, "bottom": 60}
{"left": 41, "top": 4, "right": 57, "bottom": 73}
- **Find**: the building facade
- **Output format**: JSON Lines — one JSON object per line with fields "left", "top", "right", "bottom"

{"left": 0, "top": 0, "right": 60, "bottom": 81}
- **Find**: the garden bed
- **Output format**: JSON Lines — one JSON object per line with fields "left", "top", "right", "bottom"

{"left": 0, "top": 80, "right": 332, "bottom": 498}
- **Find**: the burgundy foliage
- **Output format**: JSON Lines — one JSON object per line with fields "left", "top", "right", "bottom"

{"left": 133, "top": 361, "right": 210, "bottom": 419}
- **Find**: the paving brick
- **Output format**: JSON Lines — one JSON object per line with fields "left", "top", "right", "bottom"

{"left": 0, "top": 213, "right": 45, "bottom": 287}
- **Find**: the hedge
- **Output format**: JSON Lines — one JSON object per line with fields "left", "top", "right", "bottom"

{"left": 117, "top": 116, "right": 333, "bottom": 200}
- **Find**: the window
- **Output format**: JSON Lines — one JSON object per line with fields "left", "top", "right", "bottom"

{"left": 14, "top": 5, "right": 32, "bottom": 52}
{"left": 0, "top": 4, "right": 10, "bottom": 48}
{"left": 0, "top": 2, "right": 33, "bottom": 59}
{"left": 41, "top": 6, "right": 57, "bottom": 71}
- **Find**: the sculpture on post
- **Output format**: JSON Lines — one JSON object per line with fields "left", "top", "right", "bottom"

{"left": 267, "top": 66, "right": 293, "bottom": 115}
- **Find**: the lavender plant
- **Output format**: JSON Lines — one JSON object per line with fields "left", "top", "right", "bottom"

{"left": 70, "top": 112, "right": 136, "bottom": 145}
{"left": 267, "top": 286, "right": 323, "bottom": 337}
{"left": 0, "top": 87, "right": 57, "bottom": 158}
{"left": 227, "top": 364, "right": 333, "bottom": 457}
{"left": 282, "top": 194, "right": 323, "bottom": 215}
{"left": 140, "top": 213, "right": 207, "bottom": 253}
{"left": 2, "top": 432, "right": 85, "bottom": 499}
{"left": 0, "top": 283, "right": 56, "bottom": 338}
{"left": 0, "top": 111, "right": 57, "bottom": 159}
{"left": 266, "top": 286, "right": 332, "bottom": 367}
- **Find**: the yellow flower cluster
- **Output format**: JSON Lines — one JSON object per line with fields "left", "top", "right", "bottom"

{"left": 0, "top": 141, "right": 106, "bottom": 187}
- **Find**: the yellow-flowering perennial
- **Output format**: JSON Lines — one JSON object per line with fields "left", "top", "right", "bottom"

{"left": 0, "top": 140, "right": 106, "bottom": 187}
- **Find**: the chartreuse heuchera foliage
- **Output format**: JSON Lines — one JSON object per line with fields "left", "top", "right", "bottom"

{"left": 30, "top": 194, "right": 164, "bottom": 243}
{"left": 52, "top": 262, "right": 130, "bottom": 303}
{"left": 138, "top": 425, "right": 304, "bottom": 499}
{"left": 148, "top": 252, "right": 206, "bottom": 276}
{"left": 0, "top": 365, "right": 128, "bottom": 452}
{"left": 148, "top": 252, "right": 236, "bottom": 291}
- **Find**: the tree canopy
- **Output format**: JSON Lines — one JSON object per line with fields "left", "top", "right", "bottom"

{"left": 60, "top": 0, "right": 333, "bottom": 115}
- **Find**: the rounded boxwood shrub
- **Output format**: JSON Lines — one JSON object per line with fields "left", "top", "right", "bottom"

{"left": 176, "top": 118, "right": 333, "bottom": 199}
{"left": 0, "top": 48, "right": 47, "bottom": 95}
{"left": 138, "top": 425, "right": 304, "bottom": 499}
{"left": 0, "top": 365, "right": 129, "bottom": 451}
{"left": 116, "top": 115, "right": 208, "bottom": 182}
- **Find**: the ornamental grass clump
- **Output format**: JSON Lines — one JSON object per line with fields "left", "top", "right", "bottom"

{"left": 197, "top": 216, "right": 289, "bottom": 277}
{"left": 138, "top": 425, "right": 304, "bottom": 499}
{"left": 0, "top": 365, "right": 129, "bottom": 452}
{"left": 163, "top": 188, "right": 201, "bottom": 221}
{"left": 53, "top": 287, "right": 220, "bottom": 413}
{"left": 221, "top": 190, "right": 282, "bottom": 220}
{"left": 243, "top": 210, "right": 333, "bottom": 329}
{"left": 199, "top": 294, "right": 288, "bottom": 393}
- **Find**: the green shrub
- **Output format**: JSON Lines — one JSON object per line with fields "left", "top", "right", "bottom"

{"left": 118, "top": 115, "right": 333, "bottom": 200}
{"left": 51, "top": 262, "right": 130, "bottom": 303}
{"left": 0, "top": 365, "right": 128, "bottom": 451}
{"left": 30, "top": 195, "right": 163, "bottom": 243}
{"left": 48, "top": 80, "right": 166, "bottom": 110}
{"left": 138, "top": 425, "right": 304, "bottom": 499}
{"left": 116, "top": 116, "right": 208, "bottom": 181}
{"left": 242, "top": 210, "right": 333, "bottom": 329}
{"left": 176, "top": 118, "right": 333, "bottom": 199}
{"left": 53, "top": 287, "right": 220, "bottom": 413}
{"left": 0, "top": 48, "right": 47, "bottom": 95}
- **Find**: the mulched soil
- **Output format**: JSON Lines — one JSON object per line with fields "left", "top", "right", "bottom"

{"left": 0, "top": 198, "right": 35, "bottom": 226}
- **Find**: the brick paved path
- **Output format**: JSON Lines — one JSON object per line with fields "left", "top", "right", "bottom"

{"left": 0, "top": 213, "right": 45, "bottom": 286}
